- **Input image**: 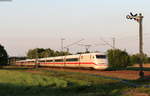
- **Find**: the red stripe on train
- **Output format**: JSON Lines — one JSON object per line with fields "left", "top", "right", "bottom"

{"left": 40, "top": 62, "right": 94, "bottom": 64}
{"left": 39, "top": 62, "right": 108, "bottom": 66}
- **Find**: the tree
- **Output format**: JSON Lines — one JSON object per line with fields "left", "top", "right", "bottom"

{"left": 146, "top": 57, "right": 150, "bottom": 63}
{"left": 130, "top": 53, "right": 149, "bottom": 65}
{"left": 27, "top": 48, "right": 71, "bottom": 59}
{"left": 0, "top": 44, "right": 8, "bottom": 65}
{"left": 56, "top": 51, "right": 70, "bottom": 56}
{"left": 27, "top": 48, "right": 45, "bottom": 59}
{"left": 41, "top": 48, "right": 55, "bottom": 57}
{"left": 107, "top": 49, "right": 130, "bottom": 67}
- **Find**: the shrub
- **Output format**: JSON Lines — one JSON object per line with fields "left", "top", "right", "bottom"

{"left": 107, "top": 49, "right": 130, "bottom": 67}
{"left": 0, "top": 44, "right": 8, "bottom": 66}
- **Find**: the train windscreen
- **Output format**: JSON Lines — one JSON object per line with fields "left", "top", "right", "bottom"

{"left": 96, "top": 55, "right": 106, "bottom": 59}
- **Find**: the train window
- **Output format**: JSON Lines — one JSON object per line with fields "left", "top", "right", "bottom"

{"left": 39, "top": 60, "right": 45, "bottom": 62}
{"left": 96, "top": 55, "right": 106, "bottom": 59}
{"left": 46, "top": 60, "right": 53, "bottom": 62}
{"left": 28, "top": 61, "right": 34, "bottom": 63}
{"left": 55, "top": 59, "right": 63, "bottom": 62}
{"left": 66, "top": 58, "right": 78, "bottom": 62}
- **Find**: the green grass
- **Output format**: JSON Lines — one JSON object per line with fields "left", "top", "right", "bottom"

{"left": 106, "top": 67, "right": 150, "bottom": 71}
{"left": 0, "top": 67, "right": 149, "bottom": 96}
{"left": 0, "top": 70, "right": 68, "bottom": 96}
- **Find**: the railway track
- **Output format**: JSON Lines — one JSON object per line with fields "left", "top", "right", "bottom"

{"left": 39, "top": 67, "right": 150, "bottom": 80}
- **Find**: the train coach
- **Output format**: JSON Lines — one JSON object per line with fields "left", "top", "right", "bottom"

{"left": 16, "top": 53, "right": 108, "bottom": 70}
{"left": 16, "top": 59, "right": 36, "bottom": 66}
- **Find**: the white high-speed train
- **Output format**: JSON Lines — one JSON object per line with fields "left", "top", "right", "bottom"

{"left": 16, "top": 53, "right": 108, "bottom": 70}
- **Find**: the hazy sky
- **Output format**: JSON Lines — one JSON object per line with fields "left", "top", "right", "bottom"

{"left": 0, "top": 0, "right": 150, "bottom": 56}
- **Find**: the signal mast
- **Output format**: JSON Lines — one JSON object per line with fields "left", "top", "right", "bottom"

{"left": 126, "top": 12, "right": 144, "bottom": 78}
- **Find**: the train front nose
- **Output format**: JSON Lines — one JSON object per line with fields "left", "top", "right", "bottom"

{"left": 94, "top": 59, "right": 108, "bottom": 69}
{"left": 96, "top": 59, "right": 108, "bottom": 65}
{"left": 94, "top": 64, "right": 108, "bottom": 70}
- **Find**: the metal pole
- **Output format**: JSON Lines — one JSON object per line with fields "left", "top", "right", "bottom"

{"left": 126, "top": 12, "right": 144, "bottom": 78}
{"left": 35, "top": 48, "right": 38, "bottom": 68}
{"left": 139, "top": 13, "right": 144, "bottom": 78}
{"left": 61, "top": 38, "right": 65, "bottom": 52}
{"left": 112, "top": 37, "right": 115, "bottom": 49}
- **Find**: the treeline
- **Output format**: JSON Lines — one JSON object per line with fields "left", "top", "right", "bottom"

{"left": 130, "top": 53, "right": 150, "bottom": 64}
{"left": 27, "top": 48, "right": 150, "bottom": 68}
{"left": 107, "top": 49, "right": 150, "bottom": 67}
{"left": 1, "top": 44, "right": 150, "bottom": 68}
{"left": 27, "top": 48, "right": 71, "bottom": 59}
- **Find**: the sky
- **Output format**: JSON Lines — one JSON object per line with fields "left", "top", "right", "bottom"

{"left": 0, "top": 0, "right": 150, "bottom": 56}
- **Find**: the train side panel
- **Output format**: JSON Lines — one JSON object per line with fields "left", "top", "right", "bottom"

{"left": 65, "top": 55, "right": 80, "bottom": 68}
{"left": 15, "top": 53, "right": 108, "bottom": 70}
{"left": 53, "top": 56, "right": 65, "bottom": 67}
{"left": 39, "top": 57, "right": 53, "bottom": 67}
{"left": 79, "top": 53, "right": 94, "bottom": 68}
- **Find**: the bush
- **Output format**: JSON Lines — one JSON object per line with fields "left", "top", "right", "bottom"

{"left": 130, "top": 53, "right": 150, "bottom": 65}
{"left": 0, "top": 44, "right": 8, "bottom": 65}
{"left": 107, "top": 49, "right": 130, "bottom": 67}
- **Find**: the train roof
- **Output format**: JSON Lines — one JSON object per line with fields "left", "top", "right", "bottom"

{"left": 39, "top": 52, "right": 105, "bottom": 58}
{"left": 67, "top": 52, "right": 106, "bottom": 56}
{"left": 16, "top": 59, "right": 36, "bottom": 62}
{"left": 17, "top": 52, "right": 106, "bottom": 62}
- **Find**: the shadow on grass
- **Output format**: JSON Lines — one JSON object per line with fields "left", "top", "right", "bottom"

{"left": 0, "top": 65, "right": 35, "bottom": 71}
{"left": 0, "top": 81, "right": 130, "bottom": 96}
{"left": 132, "top": 75, "right": 150, "bottom": 84}
{"left": 105, "top": 67, "right": 150, "bottom": 71}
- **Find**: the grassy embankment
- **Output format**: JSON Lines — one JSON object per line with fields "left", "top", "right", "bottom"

{"left": 0, "top": 66, "right": 150, "bottom": 96}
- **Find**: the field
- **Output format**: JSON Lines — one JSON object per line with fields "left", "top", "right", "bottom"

{"left": 0, "top": 66, "right": 150, "bottom": 96}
